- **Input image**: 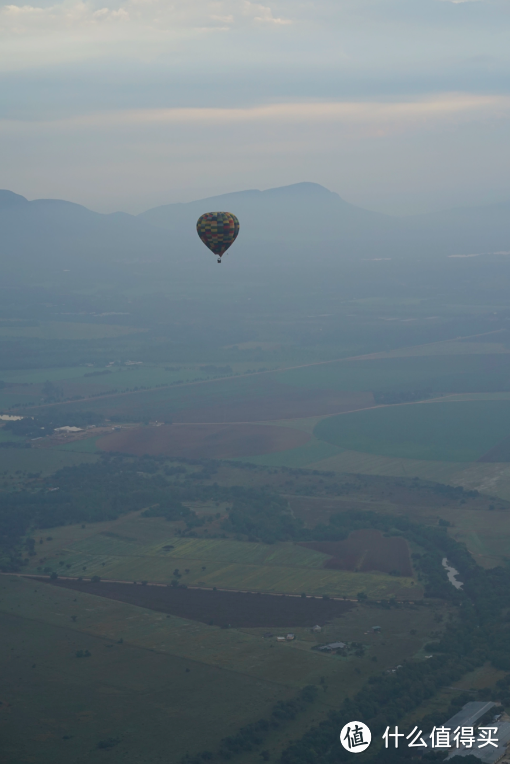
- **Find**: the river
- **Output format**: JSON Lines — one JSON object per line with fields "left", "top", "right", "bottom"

{"left": 442, "top": 558, "right": 463, "bottom": 589}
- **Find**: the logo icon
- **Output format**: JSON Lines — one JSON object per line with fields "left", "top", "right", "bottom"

{"left": 340, "top": 721, "right": 371, "bottom": 753}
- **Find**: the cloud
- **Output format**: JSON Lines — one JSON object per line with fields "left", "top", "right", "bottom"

{"left": 0, "top": 0, "right": 290, "bottom": 34}
{"left": 243, "top": 1, "right": 291, "bottom": 24}
{"left": 1, "top": 90, "right": 509, "bottom": 215}
{"left": 1, "top": 0, "right": 509, "bottom": 214}
{"left": 8, "top": 92, "right": 505, "bottom": 133}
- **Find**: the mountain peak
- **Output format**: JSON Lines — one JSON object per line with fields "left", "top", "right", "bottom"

{"left": 259, "top": 182, "right": 340, "bottom": 199}
{"left": 0, "top": 190, "right": 28, "bottom": 209}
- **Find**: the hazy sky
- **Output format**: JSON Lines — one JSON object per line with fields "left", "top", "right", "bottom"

{"left": 1, "top": 0, "right": 510, "bottom": 214}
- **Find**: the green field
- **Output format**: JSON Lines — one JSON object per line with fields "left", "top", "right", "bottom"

{"left": 0, "top": 321, "right": 143, "bottom": 340}
{"left": 26, "top": 515, "right": 418, "bottom": 599}
{"left": 23, "top": 373, "right": 273, "bottom": 420}
{"left": 0, "top": 447, "right": 98, "bottom": 475}
{"left": 0, "top": 574, "right": 440, "bottom": 764}
{"left": 314, "top": 400, "right": 510, "bottom": 462}
{"left": 277, "top": 354, "right": 510, "bottom": 393}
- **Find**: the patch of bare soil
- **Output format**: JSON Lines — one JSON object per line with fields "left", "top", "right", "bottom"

{"left": 301, "top": 529, "right": 413, "bottom": 576}
{"left": 98, "top": 423, "right": 310, "bottom": 459}
{"left": 45, "top": 579, "right": 354, "bottom": 627}
{"left": 170, "top": 388, "right": 375, "bottom": 423}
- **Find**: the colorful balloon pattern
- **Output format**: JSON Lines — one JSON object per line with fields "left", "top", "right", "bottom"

{"left": 196, "top": 212, "right": 240, "bottom": 259}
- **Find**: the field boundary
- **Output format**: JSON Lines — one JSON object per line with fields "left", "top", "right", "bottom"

{"left": 2, "top": 572, "right": 363, "bottom": 601}
{"left": 21, "top": 328, "right": 505, "bottom": 412}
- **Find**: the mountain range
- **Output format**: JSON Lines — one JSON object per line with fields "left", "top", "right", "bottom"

{"left": 1, "top": 183, "right": 509, "bottom": 279}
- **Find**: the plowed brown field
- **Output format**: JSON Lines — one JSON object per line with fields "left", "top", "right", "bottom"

{"left": 478, "top": 434, "right": 510, "bottom": 462}
{"left": 169, "top": 388, "right": 375, "bottom": 423}
{"left": 301, "top": 529, "right": 413, "bottom": 576}
{"left": 98, "top": 423, "right": 310, "bottom": 459}
{"left": 45, "top": 579, "right": 354, "bottom": 627}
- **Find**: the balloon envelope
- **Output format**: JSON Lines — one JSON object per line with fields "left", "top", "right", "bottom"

{"left": 196, "top": 212, "right": 239, "bottom": 258}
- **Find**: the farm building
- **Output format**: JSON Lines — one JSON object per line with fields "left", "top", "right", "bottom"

{"left": 445, "top": 702, "right": 496, "bottom": 729}
{"left": 312, "top": 625, "right": 322, "bottom": 633}
{"left": 276, "top": 637, "right": 286, "bottom": 642}
{"left": 372, "top": 626, "right": 381, "bottom": 632}
{"left": 446, "top": 721, "right": 510, "bottom": 763}
{"left": 286, "top": 634, "right": 295, "bottom": 641}
{"left": 317, "top": 642, "right": 346, "bottom": 652}
{"left": 425, "top": 702, "right": 497, "bottom": 753}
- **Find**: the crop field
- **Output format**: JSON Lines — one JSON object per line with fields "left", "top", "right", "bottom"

{"left": 49, "top": 535, "right": 331, "bottom": 569}
{"left": 0, "top": 586, "right": 298, "bottom": 764}
{"left": 24, "top": 374, "right": 375, "bottom": 423}
{"left": 0, "top": 321, "right": 142, "bottom": 340}
{"left": 361, "top": 339, "right": 510, "bottom": 358}
{"left": 0, "top": 427, "right": 23, "bottom": 444}
{"left": 0, "top": 573, "right": 442, "bottom": 764}
{"left": 276, "top": 354, "right": 510, "bottom": 393}
{"left": 97, "top": 422, "right": 311, "bottom": 459}
{"left": 46, "top": 579, "right": 355, "bottom": 627}
{"left": 0, "top": 447, "right": 98, "bottom": 475}
{"left": 0, "top": 366, "right": 101, "bottom": 384}
{"left": 406, "top": 505, "right": 510, "bottom": 569}
{"left": 314, "top": 400, "right": 510, "bottom": 462}
{"left": 26, "top": 518, "right": 418, "bottom": 599}
{"left": 0, "top": 388, "right": 41, "bottom": 408}
{"left": 287, "top": 489, "right": 510, "bottom": 570}
{"left": 306, "top": 450, "right": 510, "bottom": 503}
{"left": 478, "top": 434, "right": 510, "bottom": 462}
{"left": 301, "top": 529, "right": 413, "bottom": 576}
{"left": 239, "top": 438, "right": 343, "bottom": 468}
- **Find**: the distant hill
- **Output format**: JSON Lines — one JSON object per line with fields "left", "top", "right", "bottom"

{"left": 1, "top": 183, "right": 509, "bottom": 280}
{"left": 0, "top": 191, "right": 171, "bottom": 277}
{"left": 139, "top": 182, "right": 510, "bottom": 259}
{"left": 138, "top": 182, "right": 393, "bottom": 242}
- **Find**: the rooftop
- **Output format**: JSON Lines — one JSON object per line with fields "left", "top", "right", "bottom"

{"left": 446, "top": 702, "right": 497, "bottom": 730}
{"left": 446, "top": 721, "right": 510, "bottom": 764}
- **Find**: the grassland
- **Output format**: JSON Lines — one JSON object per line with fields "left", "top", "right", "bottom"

{"left": 0, "top": 321, "right": 143, "bottom": 340}
{"left": 314, "top": 400, "right": 510, "bottom": 462}
{"left": 359, "top": 339, "right": 510, "bottom": 359}
{"left": 0, "top": 447, "right": 98, "bottom": 475}
{"left": 276, "top": 353, "right": 510, "bottom": 393}
{"left": 0, "top": 574, "right": 441, "bottom": 764}
{"left": 23, "top": 375, "right": 374, "bottom": 424}
{"left": 0, "top": 389, "right": 41, "bottom": 408}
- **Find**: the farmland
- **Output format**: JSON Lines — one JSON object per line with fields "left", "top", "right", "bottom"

{"left": 46, "top": 579, "right": 355, "bottom": 627}
{"left": 314, "top": 400, "right": 510, "bottom": 462}
{"left": 0, "top": 446, "right": 98, "bottom": 475}
{"left": 20, "top": 374, "right": 375, "bottom": 423}
{"left": 301, "top": 529, "right": 413, "bottom": 576}
{"left": 5, "top": 287, "right": 510, "bottom": 763}
{"left": 0, "top": 321, "right": 143, "bottom": 340}
{"left": 97, "top": 422, "right": 311, "bottom": 459}
{"left": 276, "top": 353, "right": 510, "bottom": 394}
{"left": 24, "top": 518, "right": 418, "bottom": 599}
{"left": 0, "top": 573, "right": 443, "bottom": 764}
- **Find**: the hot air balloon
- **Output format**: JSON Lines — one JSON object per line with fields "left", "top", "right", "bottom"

{"left": 196, "top": 212, "right": 239, "bottom": 263}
